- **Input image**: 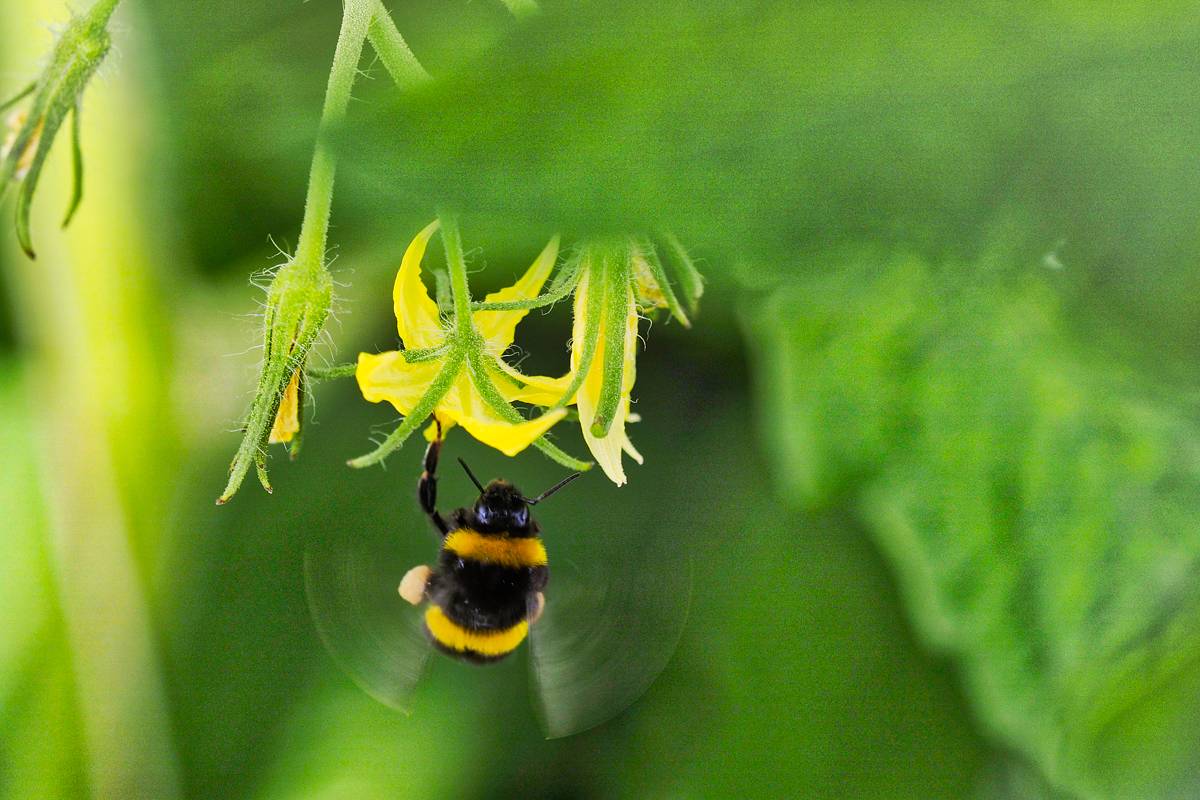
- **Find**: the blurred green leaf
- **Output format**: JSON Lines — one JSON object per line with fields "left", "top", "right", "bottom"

{"left": 747, "top": 251, "right": 1200, "bottom": 799}
{"left": 343, "top": 3, "right": 1200, "bottom": 279}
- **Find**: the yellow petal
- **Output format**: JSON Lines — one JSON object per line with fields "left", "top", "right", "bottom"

{"left": 494, "top": 358, "right": 573, "bottom": 406}
{"left": 269, "top": 369, "right": 301, "bottom": 444}
{"left": 394, "top": 220, "right": 444, "bottom": 350}
{"left": 356, "top": 351, "right": 441, "bottom": 414}
{"left": 473, "top": 236, "right": 559, "bottom": 351}
{"left": 455, "top": 407, "right": 568, "bottom": 457}
{"left": 423, "top": 413, "right": 457, "bottom": 442}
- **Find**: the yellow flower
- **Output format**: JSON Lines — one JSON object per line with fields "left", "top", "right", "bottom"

{"left": 570, "top": 265, "right": 643, "bottom": 485}
{"left": 509, "top": 249, "right": 644, "bottom": 485}
{"left": 356, "top": 220, "right": 568, "bottom": 457}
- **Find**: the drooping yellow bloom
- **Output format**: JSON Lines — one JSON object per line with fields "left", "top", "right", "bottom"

{"left": 356, "top": 220, "right": 568, "bottom": 456}
{"left": 511, "top": 261, "right": 643, "bottom": 485}
{"left": 572, "top": 266, "right": 642, "bottom": 485}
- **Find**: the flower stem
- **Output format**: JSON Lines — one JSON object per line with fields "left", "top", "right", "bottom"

{"left": 293, "top": 0, "right": 374, "bottom": 269}
{"left": 368, "top": 0, "right": 431, "bottom": 88}
{"left": 439, "top": 212, "right": 476, "bottom": 337}
{"left": 87, "top": 0, "right": 122, "bottom": 26}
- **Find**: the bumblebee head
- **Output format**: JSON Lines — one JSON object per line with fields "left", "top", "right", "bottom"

{"left": 474, "top": 479, "right": 532, "bottom": 532}
{"left": 457, "top": 459, "right": 583, "bottom": 535}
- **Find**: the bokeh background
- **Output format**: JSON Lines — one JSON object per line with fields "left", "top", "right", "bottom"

{"left": 3, "top": 1, "right": 1200, "bottom": 798}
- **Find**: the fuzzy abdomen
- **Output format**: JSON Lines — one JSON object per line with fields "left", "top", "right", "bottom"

{"left": 423, "top": 528, "right": 549, "bottom": 663}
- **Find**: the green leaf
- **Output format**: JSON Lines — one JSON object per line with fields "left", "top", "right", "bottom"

{"left": 746, "top": 253, "right": 1200, "bottom": 799}
{"left": 344, "top": 1, "right": 1200, "bottom": 274}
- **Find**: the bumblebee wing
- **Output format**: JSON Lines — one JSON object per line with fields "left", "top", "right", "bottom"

{"left": 303, "top": 533, "right": 431, "bottom": 712}
{"left": 528, "top": 529, "right": 692, "bottom": 738}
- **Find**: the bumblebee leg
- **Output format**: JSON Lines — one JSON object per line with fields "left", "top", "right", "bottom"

{"left": 419, "top": 418, "right": 449, "bottom": 535}
{"left": 399, "top": 565, "right": 432, "bottom": 605}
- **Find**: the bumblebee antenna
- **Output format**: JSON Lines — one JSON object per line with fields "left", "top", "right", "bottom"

{"left": 457, "top": 458, "right": 486, "bottom": 494}
{"left": 526, "top": 472, "right": 583, "bottom": 506}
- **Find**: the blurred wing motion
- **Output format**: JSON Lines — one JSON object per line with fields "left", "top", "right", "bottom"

{"left": 529, "top": 528, "right": 692, "bottom": 738}
{"left": 304, "top": 533, "right": 432, "bottom": 711}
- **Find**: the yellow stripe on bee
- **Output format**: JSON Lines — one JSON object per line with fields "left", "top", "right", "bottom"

{"left": 424, "top": 605, "right": 528, "bottom": 657}
{"left": 443, "top": 529, "right": 548, "bottom": 569}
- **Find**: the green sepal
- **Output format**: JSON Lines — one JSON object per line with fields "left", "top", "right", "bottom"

{"left": 433, "top": 268, "right": 452, "bottom": 315}
{"left": 589, "top": 245, "right": 631, "bottom": 438}
{"left": 466, "top": 349, "right": 592, "bottom": 471}
{"left": 3, "top": 5, "right": 112, "bottom": 257}
{"left": 306, "top": 361, "right": 358, "bottom": 381}
{"left": 660, "top": 232, "right": 705, "bottom": 316}
{"left": 255, "top": 452, "right": 273, "bottom": 493}
{"left": 472, "top": 250, "right": 583, "bottom": 312}
{"left": 218, "top": 260, "right": 333, "bottom": 503}
{"left": 62, "top": 102, "right": 84, "bottom": 228}
{"left": 0, "top": 82, "right": 36, "bottom": 113}
{"left": 346, "top": 347, "right": 465, "bottom": 469}
{"left": 636, "top": 237, "right": 691, "bottom": 328}
{"left": 402, "top": 343, "right": 451, "bottom": 363}
{"left": 549, "top": 247, "right": 606, "bottom": 409}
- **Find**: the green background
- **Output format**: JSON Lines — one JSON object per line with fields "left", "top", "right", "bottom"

{"left": 2, "top": 1, "right": 1199, "bottom": 798}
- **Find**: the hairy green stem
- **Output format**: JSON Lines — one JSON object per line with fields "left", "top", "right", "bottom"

{"left": 368, "top": 1, "right": 430, "bottom": 88}
{"left": 402, "top": 343, "right": 451, "bottom": 363}
{"left": 89, "top": 0, "right": 122, "bottom": 25}
{"left": 294, "top": 0, "right": 374, "bottom": 268}
{"left": 439, "top": 212, "right": 475, "bottom": 336}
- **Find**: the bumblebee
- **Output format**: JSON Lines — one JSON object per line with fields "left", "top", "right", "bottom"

{"left": 305, "top": 426, "right": 690, "bottom": 737}
{"left": 397, "top": 428, "right": 580, "bottom": 663}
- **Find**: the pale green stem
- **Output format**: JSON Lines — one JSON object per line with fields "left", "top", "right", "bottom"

{"left": 368, "top": 1, "right": 431, "bottom": 87}
{"left": 439, "top": 212, "right": 475, "bottom": 337}
{"left": 294, "top": 0, "right": 374, "bottom": 269}
{"left": 89, "top": 0, "right": 122, "bottom": 25}
{"left": 3, "top": 0, "right": 180, "bottom": 793}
